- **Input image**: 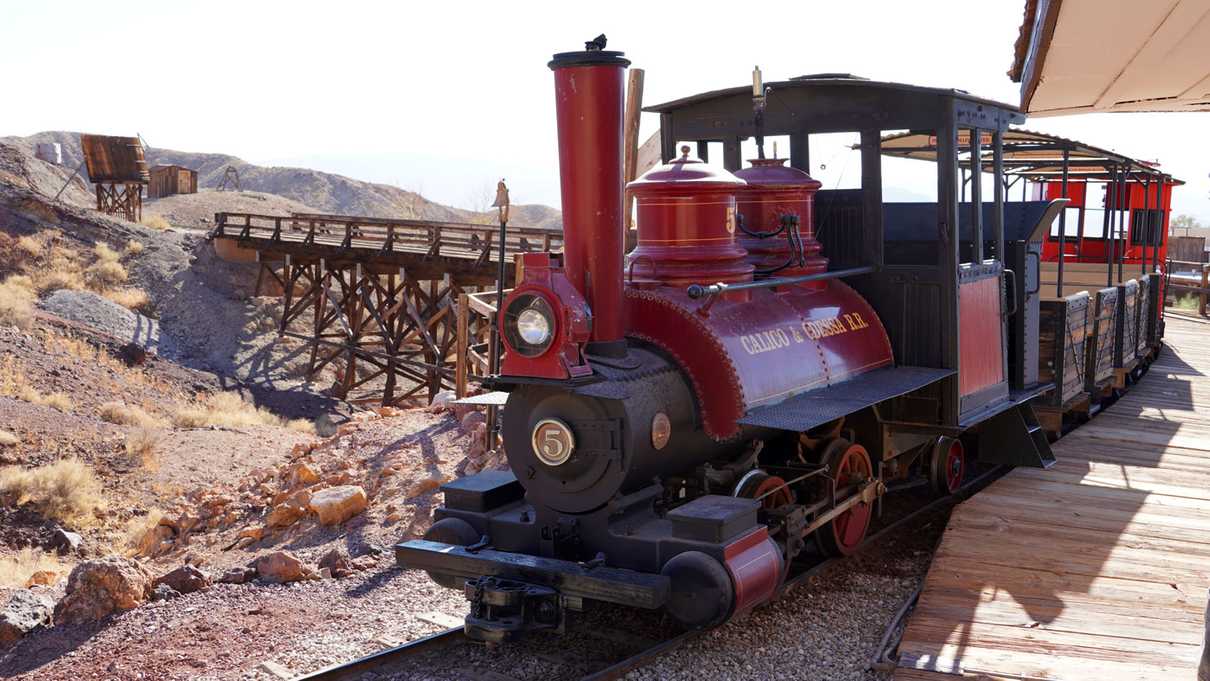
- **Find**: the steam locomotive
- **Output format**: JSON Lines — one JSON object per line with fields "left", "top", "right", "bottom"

{"left": 397, "top": 37, "right": 1064, "bottom": 641}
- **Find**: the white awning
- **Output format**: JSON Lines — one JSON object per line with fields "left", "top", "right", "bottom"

{"left": 1010, "top": 0, "right": 1210, "bottom": 115}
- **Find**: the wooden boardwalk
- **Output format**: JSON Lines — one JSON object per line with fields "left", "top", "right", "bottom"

{"left": 896, "top": 316, "right": 1210, "bottom": 680}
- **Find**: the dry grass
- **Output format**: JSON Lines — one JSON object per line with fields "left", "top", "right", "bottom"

{"left": 15, "top": 236, "right": 43, "bottom": 259}
{"left": 85, "top": 259, "right": 128, "bottom": 289}
{"left": 141, "top": 215, "right": 171, "bottom": 231}
{"left": 0, "top": 548, "right": 64, "bottom": 588}
{"left": 0, "top": 458, "right": 105, "bottom": 525}
{"left": 124, "top": 240, "right": 145, "bottom": 256}
{"left": 0, "top": 278, "right": 36, "bottom": 329}
{"left": 123, "top": 427, "right": 161, "bottom": 471}
{"left": 93, "top": 242, "right": 120, "bottom": 264}
{"left": 99, "top": 401, "right": 163, "bottom": 428}
{"left": 102, "top": 287, "right": 153, "bottom": 315}
{"left": 4, "top": 274, "right": 35, "bottom": 294}
{"left": 285, "top": 418, "right": 316, "bottom": 434}
{"left": 0, "top": 430, "right": 18, "bottom": 447}
{"left": 173, "top": 391, "right": 286, "bottom": 429}
{"left": 34, "top": 269, "right": 85, "bottom": 294}
{"left": 0, "top": 356, "right": 73, "bottom": 412}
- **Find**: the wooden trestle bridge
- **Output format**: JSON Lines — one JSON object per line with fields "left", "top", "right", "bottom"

{"left": 211, "top": 212, "right": 562, "bottom": 406}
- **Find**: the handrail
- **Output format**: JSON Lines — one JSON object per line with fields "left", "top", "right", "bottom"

{"left": 686, "top": 265, "right": 878, "bottom": 299}
{"left": 211, "top": 212, "right": 564, "bottom": 262}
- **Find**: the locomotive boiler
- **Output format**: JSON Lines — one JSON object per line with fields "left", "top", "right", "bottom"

{"left": 397, "top": 36, "right": 1056, "bottom": 642}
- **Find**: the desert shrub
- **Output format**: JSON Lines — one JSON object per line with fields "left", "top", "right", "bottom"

{"left": 4, "top": 275, "right": 35, "bottom": 294}
{"left": 1174, "top": 294, "right": 1200, "bottom": 311}
{"left": 15, "top": 236, "right": 43, "bottom": 259}
{"left": 99, "top": 401, "right": 163, "bottom": 428}
{"left": 0, "top": 458, "right": 105, "bottom": 525}
{"left": 0, "top": 548, "right": 63, "bottom": 588}
{"left": 173, "top": 391, "right": 285, "bottom": 429}
{"left": 124, "top": 240, "right": 145, "bottom": 256}
{"left": 93, "top": 243, "right": 120, "bottom": 264}
{"left": 0, "top": 279, "right": 35, "bottom": 329}
{"left": 123, "top": 428, "right": 161, "bottom": 471}
{"left": 34, "top": 269, "right": 85, "bottom": 294}
{"left": 38, "top": 392, "right": 73, "bottom": 412}
{"left": 0, "top": 430, "right": 17, "bottom": 447}
{"left": 0, "top": 362, "right": 74, "bottom": 411}
{"left": 285, "top": 418, "right": 316, "bottom": 434}
{"left": 142, "top": 215, "right": 171, "bottom": 231}
{"left": 85, "top": 260, "right": 128, "bottom": 289}
{"left": 102, "top": 288, "right": 153, "bottom": 315}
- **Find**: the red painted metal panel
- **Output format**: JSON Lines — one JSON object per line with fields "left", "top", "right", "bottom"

{"left": 1041, "top": 180, "right": 1174, "bottom": 265}
{"left": 723, "top": 527, "right": 782, "bottom": 616}
{"left": 625, "top": 279, "right": 893, "bottom": 440}
{"left": 550, "top": 59, "right": 628, "bottom": 343}
{"left": 959, "top": 276, "right": 1004, "bottom": 396}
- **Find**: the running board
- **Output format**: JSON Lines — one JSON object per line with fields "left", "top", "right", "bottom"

{"left": 976, "top": 403, "right": 1056, "bottom": 469}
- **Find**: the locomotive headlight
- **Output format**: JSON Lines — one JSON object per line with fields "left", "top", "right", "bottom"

{"left": 504, "top": 294, "right": 557, "bottom": 357}
{"left": 516, "top": 307, "right": 552, "bottom": 346}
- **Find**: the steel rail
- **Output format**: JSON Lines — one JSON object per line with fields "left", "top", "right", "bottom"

{"left": 295, "top": 463, "right": 1008, "bottom": 681}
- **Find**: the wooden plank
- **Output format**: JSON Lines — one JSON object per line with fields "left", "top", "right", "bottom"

{"left": 894, "top": 318, "right": 1210, "bottom": 680}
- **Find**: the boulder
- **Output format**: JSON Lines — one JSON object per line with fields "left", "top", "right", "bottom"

{"left": 151, "top": 584, "right": 180, "bottom": 602}
{"left": 460, "top": 410, "right": 486, "bottom": 432}
{"left": 154, "top": 565, "right": 211, "bottom": 595}
{"left": 308, "top": 485, "right": 367, "bottom": 526}
{"left": 265, "top": 488, "right": 311, "bottom": 529}
{"left": 264, "top": 503, "right": 305, "bottom": 529}
{"left": 54, "top": 556, "right": 152, "bottom": 624}
{"left": 288, "top": 463, "right": 320, "bottom": 488}
{"left": 254, "top": 551, "right": 311, "bottom": 584}
{"left": 427, "top": 389, "right": 456, "bottom": 413}
{"left": 135, "top": 524, "right": 176, "bottom": 558}
{"left": 48, "top": 528, "right": 82, "bottom": 555}
{"left": 217, "top": 566, "right": 257, "bottom": 585}
{"left": 0, "top": 590, "right": 54, "bottom": 644}
{"left": 317, "top": 548, "right": 351, "bottom": 579}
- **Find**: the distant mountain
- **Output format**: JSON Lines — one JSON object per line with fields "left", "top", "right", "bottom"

{"left": 0, "top": 131, "right": 562, "bottom": 230}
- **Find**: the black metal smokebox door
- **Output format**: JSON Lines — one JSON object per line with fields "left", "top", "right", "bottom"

{"left": 557, "top": 417, "right": 624, "bottom": 494}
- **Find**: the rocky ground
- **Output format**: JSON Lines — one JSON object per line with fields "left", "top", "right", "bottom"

{"left": 0, "top": 143, "right": 504, "bottom": 678}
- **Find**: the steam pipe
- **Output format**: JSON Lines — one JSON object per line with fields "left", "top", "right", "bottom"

{"left": 549, "top": 37, "right": 630, "bottom": 355}
{"left": 687, "top": 265, "right": 877, "bottom": 299}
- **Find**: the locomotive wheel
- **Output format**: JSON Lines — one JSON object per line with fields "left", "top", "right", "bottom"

{"left": 734, "top": 470, "right": 795, "bottom": 510}
{"left": 817, "top": 440, "right": 874, "bottom": 557}
{"left": 928, "top": 436, "right": 965, "bottom": 496}
{"left": 422, "top": 517, "right": 481, "bottom": 589}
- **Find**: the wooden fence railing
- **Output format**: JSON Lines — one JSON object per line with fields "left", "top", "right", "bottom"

{"left": 213, "top": 212, "right": 562, "bottom": 264}
{"left": 1164, "top": 260, "right": 1210, "bottom": 316}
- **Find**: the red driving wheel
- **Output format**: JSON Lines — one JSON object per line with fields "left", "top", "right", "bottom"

{"left": 928, "top": 437, "right": 965, "bottom": 496}
{"left": 817, "top": 440, "right": 874, "bottom": 557}
{"left": 735, "top": 470, "right": 795, "bottom": 510}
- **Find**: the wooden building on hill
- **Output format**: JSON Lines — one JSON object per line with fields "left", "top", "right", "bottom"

{"left": 80, "top": 133, "right": 149, "bottom": 222}
{"left": 148, "top": 165, "right": 198, "bottom": 199}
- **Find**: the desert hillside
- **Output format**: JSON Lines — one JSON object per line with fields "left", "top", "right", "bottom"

{"left": 0, "top": 131, "right": 563, "bottom": 230}
{"left": 0, "top": 138, "right": 503, "bottom": 680}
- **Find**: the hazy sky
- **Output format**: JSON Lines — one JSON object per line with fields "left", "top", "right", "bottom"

{"left": 2, "top": 1, "right": 1206, "bottom": 220}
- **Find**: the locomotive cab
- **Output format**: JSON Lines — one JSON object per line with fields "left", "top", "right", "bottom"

{"left": 397, "top": 36, "right": 1061, "bottom": 642}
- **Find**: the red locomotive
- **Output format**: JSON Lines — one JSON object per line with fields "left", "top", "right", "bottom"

{"left": 397, "top": 36, "right": 1075, "bottom": 641}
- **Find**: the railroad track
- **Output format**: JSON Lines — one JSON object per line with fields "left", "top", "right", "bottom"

{"left": 296, "top": 463, "right": 1008, "bottom": 681}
